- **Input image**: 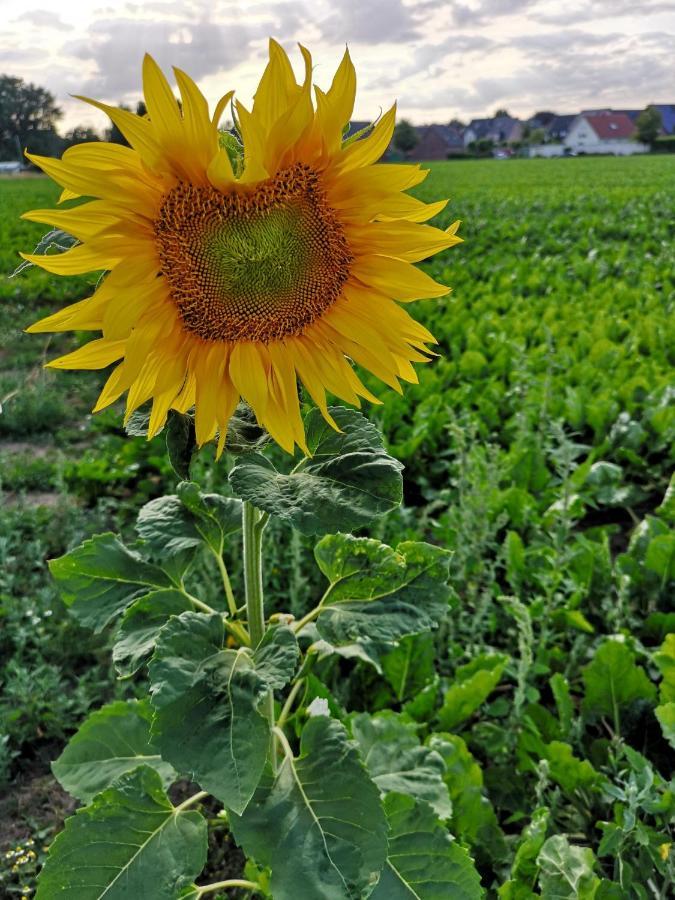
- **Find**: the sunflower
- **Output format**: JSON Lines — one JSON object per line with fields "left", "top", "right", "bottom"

{"left": 22, "top": 41, "right": 461, "bottom": 454}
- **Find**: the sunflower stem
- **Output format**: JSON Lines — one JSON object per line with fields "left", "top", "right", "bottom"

{"left": 242, "top": 500, "right": 277, "bottom": 773}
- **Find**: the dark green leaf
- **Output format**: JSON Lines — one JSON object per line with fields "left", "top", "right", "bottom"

{"left": 312, "top": 534, "right": 451, "bottom": 648}
{"left": 351, "top": 712, "right": 451, "bottom": 819}
{"left": 438, "top": 654, "right": 509, "bottom": 731}
{"left": 49, "top": 533, "right": 172, "bottom": 632}
{"left": 231, "top": 715, "right": 387, "bottom": 900}
{"left": 253, "top": 625, "right": 299, "bottom": 691}
{"left": 166, "top": 410, "right": 196, "bottom": 480}
{"left": 370, "top": 793, "right": 483, "bottom": 900}
{"left": 36, "top": 766, "right": 207, "bottom": 900}
{"left": 224, "top": 402, "right": 269, "bottom": 454}
{"left": 581, "top": 639, "right": 656, "bottom": 719}
{"left": 149, "top": 612, "right": 269, "bottom": 814}
{"left": 382, "top": 633, "right": 436, "bottom": 702}
{"left": 113, "top": 590, "right": 192, "bottom": 677}
{"left": 229, "top": 407, "right": 403, "bottom": 534}
{"left": 52, "top": 700, "right": 175, "bottom": 803}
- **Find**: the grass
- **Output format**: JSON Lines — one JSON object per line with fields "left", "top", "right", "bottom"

{"left": 1, "top": 156, "right": 674, "bottom": 897}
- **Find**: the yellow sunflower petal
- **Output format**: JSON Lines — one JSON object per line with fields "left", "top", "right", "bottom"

{"left": 47, "top": 338, "right": 126, "bottom": 370}
{"left": 352, "top": 255, "right": 450, "bottom": 301}
{"left": 335, "top": 104, "right": 396, "bottom": 172}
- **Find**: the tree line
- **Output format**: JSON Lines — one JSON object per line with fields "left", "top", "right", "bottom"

{"left": 0, "top": 74, "right": 146, "bottom": 162}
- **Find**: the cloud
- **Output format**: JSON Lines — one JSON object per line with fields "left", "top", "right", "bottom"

{"left": 319, "top": 0, "right": 422, "bottom": 44}
{"left": 13, "top": 9, "right": 69, "bottom": 30}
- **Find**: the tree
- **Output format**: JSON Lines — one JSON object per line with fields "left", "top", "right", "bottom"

{"left": 635, "top": 106, "right": 662, "bottom": 145}
{"left": 393, "top": 118, "right": 419, "bottom": 154}
{"left": 64, "top": 126, "right": 101, "bottom": 148}
{"left": 0, "top": 74, "right": 62, "bottom": 160}
{"left": 494, "top": 108, "right": 510, "bottom": 119}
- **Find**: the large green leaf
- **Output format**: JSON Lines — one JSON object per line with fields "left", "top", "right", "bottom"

{"left": 49, "top": 533, "right": 173, "bottom": 631}
{"left": 370, "top": 793, "right": 483, "bottom": 900}
{"left": 381, "top": 633, "right": 436, "bottom": 701}
{"left": 149, "top": 612, "right": 269, "bottom": 814}
{"left": 113, "top": 590, "right": 192, "bottom": 677}
{"left": 581, "top": 639, "right": 656, "bottom": 720}
{"left": 351, "top": 712, "right": 451, "bottom": 819}
{"left": 536, "top": 835, "right": 599, "bottom": 899}
{"left": 36, "top": 766, "right": 207, "bottom": 900}
{"left": 655, "top": 702, "right": 675, "bottom": 749}
{"left": 543, "top": 742, "right": 602, "bottom": 795}
{"left": 438, "top": 654, "right": 509, "bottom": 731}
{"left": 653, "top": 633, "right": 675, "bottom": 702}
{"left": 310, "top": 534, "right": 451, "bottom": 649}
{"left": 231, "top": 715, "right": 387, "bottom": 900}
{"left": 52, "top": 700, "right": 175, "bottom": 803}
{"left": 252, "top": 625, "right": 299, "bottom": 690}
{"left": 229, "top": 407, "right": 403, "bottom": 534}
{"left": 165, "top": 409, "right": 196, "bottom": 480}
{"left": 136, "top": 482, "right": 241, "bottom": 559}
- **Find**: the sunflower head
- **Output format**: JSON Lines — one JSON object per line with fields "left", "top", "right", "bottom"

{"left": 22, "top": 40, "right": 461, "bottom": 455}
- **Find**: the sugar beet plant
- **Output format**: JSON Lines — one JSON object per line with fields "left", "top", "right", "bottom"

{"left": 21, "top": 42, "right": 478, "bottom": 899}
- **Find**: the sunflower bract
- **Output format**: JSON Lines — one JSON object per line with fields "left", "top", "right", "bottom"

{"left": 22, "top": 40, "right": 461, "bottom": 454}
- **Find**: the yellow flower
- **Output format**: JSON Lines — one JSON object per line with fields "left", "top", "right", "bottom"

{"left": 23, "top": 41, "right": 461, "bottom": 454}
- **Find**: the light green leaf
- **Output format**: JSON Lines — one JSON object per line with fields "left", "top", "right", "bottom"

{"left": 645, "top": 534, "right": 675, "bottom": 579}
{"left": 312, "top": 534, "right": 451, "bottom": 648}
{"left": 351, "top": 712, "right": 452, "bottom": 819}
{"left": 113, "top": 590, "right": 192, "bottom": 677}
{"left": 509, "top": 807, "right": 550, "bottom": 884}
{"left": 438, "top": 654, "right": 509, "bottom": 730}
{"left": 149, "top": 612, "right": 268, "bottom": 814}
{"left": 49, "top": 533, "right": 173, "bottom": 632}
{"left": 544, "top": 742, "right": 601, "bottom": 795}
{"left": 52, "top": 700, "right": 175, "bottom": 803}
{"left": 229, "top": 407, "right": 403, "bottom": 535}
{"left": 428, "top": 734, "right": 505, "bottom": 858}
{"left": 382, "top": 633, "right": 436, "bottom": 702}
{"left": 370, "top": 793, "right": 483, "bottom": 900}
{"left": 655, "top": 702, "right": 675, "bottom": 749}
{"left": 550, "top": 674, "right": 574, "bottom": 737}
{"left": 536, "top": 835, "right": 599, "bottom": 899}
{"left": 581, "top": 639, "right": 656, "bottom": 719}
{"left": 252, "top": 625, "right": 299, "bottom": 690}
{"left": 231, "top": 715, "right": 387, "bottom": 900}
{"left": 36, "top": 766, "right": 207, "bottom": 900}
{"left": 653, "top": 633, "right": 675, "bottom": 702}
{"left": 655, "top": 472, "right": 675, "bottom": 523}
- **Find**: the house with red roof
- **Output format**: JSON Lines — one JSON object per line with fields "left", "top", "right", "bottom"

{"left": 564, "top": 111, "right": 649, "bottom": 155}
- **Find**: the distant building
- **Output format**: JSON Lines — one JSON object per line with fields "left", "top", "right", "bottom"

{"left": 650, "top": 104, "right": 675, "bottom": 135}
{"left": 408, "top": 124, "right": 464, "bottom": 160}
{"left": 546, "top": 114, "right": 575, "bottom": 142}
{"left": 564, "top": 112, "right": 649, "bottom": 155}
{"left": 464, "top": 115, "right": 522, "bottom": 147}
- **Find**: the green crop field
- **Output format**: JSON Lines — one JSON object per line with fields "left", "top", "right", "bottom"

{"left": 1, "top": 156, "right": 674, "bottom": 897}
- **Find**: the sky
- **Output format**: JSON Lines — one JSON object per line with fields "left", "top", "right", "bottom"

{"left": 1, "top": 0, "right": 674, "bottom": 133}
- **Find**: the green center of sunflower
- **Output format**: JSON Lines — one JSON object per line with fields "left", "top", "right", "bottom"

{"left": 155, "top": 164, "right": 352, "bottom": 343}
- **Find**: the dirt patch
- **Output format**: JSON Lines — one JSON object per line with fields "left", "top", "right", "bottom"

{"left": 0, "top": 442, "right": 53, "bottom": 458}
{"left": 0, "top": 771, "right": 76, "bottom": 850}
{"left": 2, "top": 492, "right": 77, "bottom": 510}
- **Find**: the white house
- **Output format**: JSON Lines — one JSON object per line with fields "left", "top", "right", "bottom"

{"left": 0, "top": 161, "right": 22, "bottom": 174}
{"left": 564, "top": 113, "right": 649, "bottom": 155}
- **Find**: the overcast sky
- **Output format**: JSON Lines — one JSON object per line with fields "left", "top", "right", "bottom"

{"left": 1, "top": 0, "right": 674, "bottom": 132}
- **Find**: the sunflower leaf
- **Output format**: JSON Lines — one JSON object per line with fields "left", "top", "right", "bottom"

{"left": 113, "top": 589, "right": 193, "bottom": 677}
{"left": 310, "top": 533, "right": 451, "bottom": 650}
{"left": 52, "top": 699, "right": 176, "bottom": 803}
{"left": 149, "top": 612, "right": 269, "bottom": 814}
{"left": 230, "top": 715, "right": 388, "bottom": 900}
{"left": 49, "top": 532, "right": 173, "bottom": 632}
{"left": 229, "top": 406, "right": 403, "bottom": 534}
{"left": 166, "top": 409, "right": 196, "bottom": 480}
{"left": 370, "top": 793, "right": 483, "bottom": 900}
{"left": 36, "top": 766, "right": 207, "bottom": 900}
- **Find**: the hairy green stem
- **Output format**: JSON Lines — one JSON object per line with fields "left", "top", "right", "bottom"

{"left": 196, "top": 879, "right": 260, "bottom": 896}
{"left": 277, "top": 678, "right": 305, "bottom": 729}
{"left": 181, "top": 590, "right": 217, "bottom": 616}
{"left": 211, "top": 548, "right": 237, "bottom": 618}
{"left": 174, "top": 790, "right": 209, "bottom": 812}
{"left": 242, "top": 500, "right": 276, "bottom": 772}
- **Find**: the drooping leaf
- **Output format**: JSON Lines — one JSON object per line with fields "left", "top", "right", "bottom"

{"left": 136, "top": 483, "right": 241, "bottom": 559}
{"left": 653, "top": 633, "right": 675, "bottom": 702}
{"left": 351, "top": 712, "right": 452, "bottom": 819}
{"left": 229, "top": 407, "right": 403, "bottom": 534}
{"left": 231, "top": 715, "right": 387, "bottom": 900}
{"left": 428, "top": 734, "right": 506, "bottom": 861}
{"left": 166, "top": 410, "right": 196, "bottom": 480}
{"left": 369, "top": 793, "right": 483, "bottom": 900}
{"left": 581, "top": 639, "right": 656, "bottom": 720}
{"left": 149, "top": 612, "right": 269, "bottom": 814}
{"left": 438, "top": 654, "right": 509, "bottom": 731}
{"left": 113, "top": 590, "right": 192, "bottom": 677}
{"left": 52, "top": 700, "right": 175, "bottom": 803}
{"left": 536, "top": 835, "right": 600, "bottom": 899}
{"left": 655, "top": 702, "right": 675, "bottom": 749}
{"left": 382, "top": 633, "right": 436, "bottom": 702}
{"left": 224, "top": 402, "right": 270, "bottom": 454}
{"left": 311, "top": 534, "right": 451, "bottom": 649}
{"left": 49, "top": 533, "right": 173, "bottom": 631}
{"left": 252, "top": 625, "right": 299, "bottom": 691}
{"left": 36, "top": 766, "right": 207, "bottom": 900}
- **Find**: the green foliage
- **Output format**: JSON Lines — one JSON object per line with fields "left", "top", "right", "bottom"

{"left": 36, "top": 767, "right": 207, "bottom": 900}
{"left": 581, "top": 639, "right": 656, "bottom": 727}
{"left": 438, "top": 654, "right": 509, "bottom": 730}
{"left": 231, "top": 715, "right": 388, "bottom": 900}
{"left": 635, "top": 106, "right": 663, "bottom": 145}
{"left": 536, "top": 835, "right": 600, "bottom": 898}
